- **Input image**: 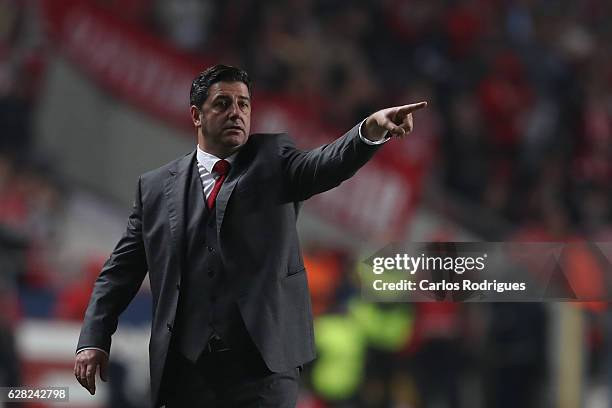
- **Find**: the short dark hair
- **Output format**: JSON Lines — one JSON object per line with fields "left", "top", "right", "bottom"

{"left": 189, "top": 64, "right": 252, "bottom": 109}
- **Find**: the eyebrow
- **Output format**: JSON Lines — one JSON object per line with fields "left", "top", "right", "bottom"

{"left": 213, "top": 94, "right": 251, "bottom": 101}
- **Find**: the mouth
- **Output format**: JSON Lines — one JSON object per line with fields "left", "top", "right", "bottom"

{"left": 224, "top": 125, "right": 244, "bottom": 133}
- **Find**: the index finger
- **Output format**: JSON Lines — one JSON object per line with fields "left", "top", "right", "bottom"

{"left": 85, "top": 363, "right": 98, "bottom": 394}
{"left": 396, "top": 101, "right": 428, "bottom": 115}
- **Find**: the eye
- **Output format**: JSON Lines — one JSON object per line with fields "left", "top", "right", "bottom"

{"left": 239, "top": 101, "right": 250, "bottom": 111}
{"left": 215, "top": 99, "right": 228, "bottom": 109}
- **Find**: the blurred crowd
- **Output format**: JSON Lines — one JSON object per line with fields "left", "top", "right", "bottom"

{"left": 1, "top": 0, "right": 612, "bottom": 407}
{"left": 93, "top": 0, "right": 612, "bottom": 239}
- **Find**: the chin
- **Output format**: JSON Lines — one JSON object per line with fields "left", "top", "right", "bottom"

{"left": 226, "top": 134, "right": 248, "bottom": 147}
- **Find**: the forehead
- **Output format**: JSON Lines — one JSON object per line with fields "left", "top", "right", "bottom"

{"left": 208, "top": 81, "right": 250, "bottom": 100}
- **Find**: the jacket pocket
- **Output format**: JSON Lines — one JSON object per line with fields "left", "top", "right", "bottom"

{"left": 286, "top": 267, "right": 306, "bottom": 278}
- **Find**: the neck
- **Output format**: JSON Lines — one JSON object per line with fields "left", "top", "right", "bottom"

{"left": 197, "top": 138, "right": 234, "bottom": 159}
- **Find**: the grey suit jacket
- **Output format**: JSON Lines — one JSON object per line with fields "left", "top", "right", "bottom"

{"left": 76, "top": 122, "right": 381, "bottom": 407}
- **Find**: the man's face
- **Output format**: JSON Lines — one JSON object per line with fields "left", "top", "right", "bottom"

{"left": 194, "top": 81, "right": 251, "bottom": 156}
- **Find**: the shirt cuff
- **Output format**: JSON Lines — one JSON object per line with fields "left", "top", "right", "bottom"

{"left": 358, "top": 119, "right": 391, "bottom": 145}
{"left": 76, "top": 347, "right": 109, "bottom": 357}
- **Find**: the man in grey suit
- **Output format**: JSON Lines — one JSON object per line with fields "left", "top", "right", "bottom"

{"left": 74, "top": 64, "right": 427, "bottom": 407}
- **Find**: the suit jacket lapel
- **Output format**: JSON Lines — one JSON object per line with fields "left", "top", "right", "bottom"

{"left": 164, "top": 151, "right": 195, "bottom": 270}
{"left": 215, "top": 144, "right": 252, "bottom": 241}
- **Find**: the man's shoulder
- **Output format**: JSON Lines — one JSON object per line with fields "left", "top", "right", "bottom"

{"left": 140, "top": 151, "right": 194, "bottom": 182}
{"left": 248, "top": 132, "right": 285, "bottom": 142}
{"left": 246, "top": 132, "right": 295, "bottom": 151}
{"left": 136, "top": 133, "right": 294, "bottom": 181}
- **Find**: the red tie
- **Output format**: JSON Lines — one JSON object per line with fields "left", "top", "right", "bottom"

{"left": 207, "top": 159, "right": 230, "bottom": 209}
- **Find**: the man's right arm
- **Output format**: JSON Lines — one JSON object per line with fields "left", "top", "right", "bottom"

{"left": 279, "top": 101, "right": 427, "bottom": 201}
{"left": 74, "top": 176, "right": 149, "bottom": 394}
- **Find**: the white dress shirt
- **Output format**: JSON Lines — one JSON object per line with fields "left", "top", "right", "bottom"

{"left": 357, "top": 118, "right": 391, "bottom": 145}
{"left": 194, "top": 145, "right": 237, "bottom": 197}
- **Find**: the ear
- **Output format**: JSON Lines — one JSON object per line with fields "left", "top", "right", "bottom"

{"left": 190, "top": 105, "right": 202, "bottom": 127}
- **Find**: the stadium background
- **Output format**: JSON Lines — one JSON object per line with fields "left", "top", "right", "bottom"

{"left": 1, "top": 0, "right": 611, "bottom": 406}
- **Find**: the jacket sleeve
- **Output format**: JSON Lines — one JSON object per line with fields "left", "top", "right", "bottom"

{"left": 76, "top": 176, "right": 149, "bottom": 355}
{"left": 279, "top": 121, "right": 383, "bottom": 201}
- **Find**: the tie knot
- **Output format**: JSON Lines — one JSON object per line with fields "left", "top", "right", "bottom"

{"left": 213, "top": 159, "right": 230, "bottom": 176}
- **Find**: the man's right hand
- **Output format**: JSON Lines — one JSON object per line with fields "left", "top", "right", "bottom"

{"left": 363, "top": 101, "right": 428, "bottom": 142}
{"left": 74, "top": 349, "right": 109, "bottom": 395}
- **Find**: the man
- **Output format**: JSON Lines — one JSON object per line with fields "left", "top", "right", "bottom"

{"left": 74, "top": 64, "right": 427, "bottom": 407}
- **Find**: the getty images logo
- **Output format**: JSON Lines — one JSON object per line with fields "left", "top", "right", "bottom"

{"left": 371, "top": 252, "right": 487, "bottom": 275}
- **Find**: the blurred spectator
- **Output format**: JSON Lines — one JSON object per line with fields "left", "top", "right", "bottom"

{"left": 0, "top": 322, "right": 21, "bottom": 389}
{"left": 0, "top": 0, "right": 45, "bottom": 158}
{"left": 408, "top": 303, "right": 465, "bottom": 408}
{"left": 303, "top": 246, "right": 346, "bottom": 316}
{"left": 443, "top": 91, "right": 489, "bottom": 201}
{"left": 153, "top": 0, "right": 216, "bottom": 53}
{"left": 484, "top": 303, "right": 548, "bottom": 408}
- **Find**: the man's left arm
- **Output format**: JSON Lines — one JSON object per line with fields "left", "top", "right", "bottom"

{"left": 280, "top": 101, "right": 427, "bottom": 201}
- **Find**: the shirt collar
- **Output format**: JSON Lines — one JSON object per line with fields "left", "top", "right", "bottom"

{"left": 196, "top": 145, "right": 237, "bottom": 175}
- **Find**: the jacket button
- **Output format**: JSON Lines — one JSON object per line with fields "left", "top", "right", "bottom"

{"left": 208, "top": 246, "right": 214, "bottom": 252}
{"left": 166, "top": 323, "right": 173, "bottom": 332}
{"left": 208, "top": 270, "right": 215, "bottom": 277}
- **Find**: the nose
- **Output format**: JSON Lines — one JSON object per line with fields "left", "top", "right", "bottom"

{"left": 228, "top": 101, "right": 240, "bottom": 119}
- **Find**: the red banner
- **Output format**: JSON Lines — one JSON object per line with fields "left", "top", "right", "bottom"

{"left": 42, "top": 0, "right": 208, "bottom": 129}
{"left": 41, "top": 0, "right": 437, "bottom": 241}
